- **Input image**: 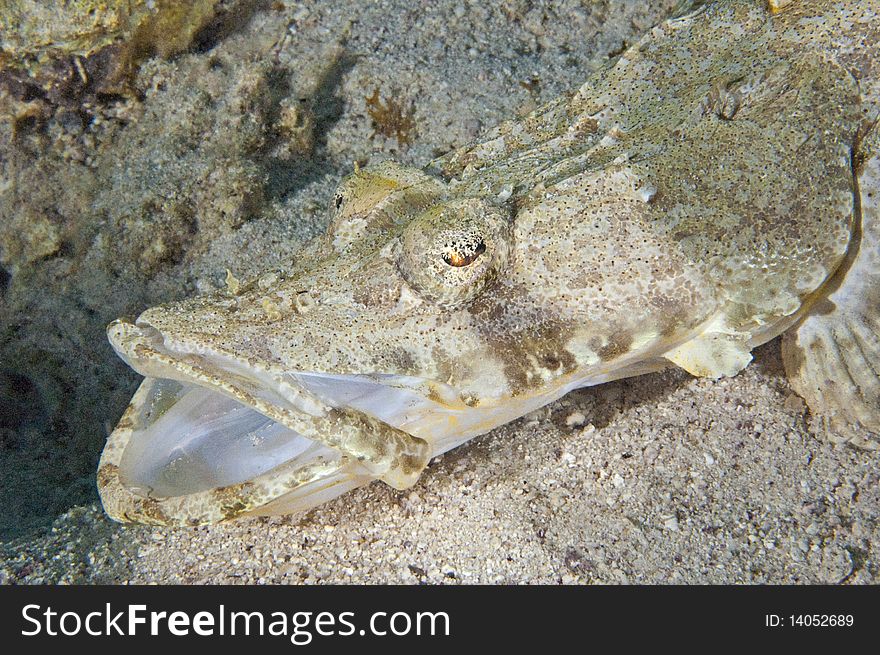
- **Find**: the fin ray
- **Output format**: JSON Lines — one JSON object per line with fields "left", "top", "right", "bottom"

{"left": 782, "top": 121, "right": 880, "bottom": 447}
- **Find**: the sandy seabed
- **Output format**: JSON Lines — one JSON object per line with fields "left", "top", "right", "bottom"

{"left": 1, "top": 0, "right": 877, "bottom": 584}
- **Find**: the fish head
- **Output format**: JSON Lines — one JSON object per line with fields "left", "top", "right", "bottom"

{"left": 98, "top": 157, "right": 714, "bottom": 525}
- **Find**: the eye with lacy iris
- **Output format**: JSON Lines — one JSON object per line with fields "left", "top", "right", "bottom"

{"left": 443, "top": 239, "right": 486, "bottom": 267}
{"left": 397, "top": 198, "right": 512, "bottom": 308}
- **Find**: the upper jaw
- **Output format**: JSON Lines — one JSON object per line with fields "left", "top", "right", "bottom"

{"left": 107, "top": 318, "right": 332, "bottom": 421}
{"left": 106, "top": 318, "right": 470, "bottom": 432}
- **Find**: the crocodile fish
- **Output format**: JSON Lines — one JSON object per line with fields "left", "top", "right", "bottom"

{"left": 98, "top": 0, "right": 880, "bottom": 525}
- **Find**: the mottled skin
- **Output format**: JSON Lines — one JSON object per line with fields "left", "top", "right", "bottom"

{"left": 99, "top": 0, "right": 880, "bottom": 525}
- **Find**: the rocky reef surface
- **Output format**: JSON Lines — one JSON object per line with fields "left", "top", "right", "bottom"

{"left": 1, "top": 0, "right": 877, "bottom": 584}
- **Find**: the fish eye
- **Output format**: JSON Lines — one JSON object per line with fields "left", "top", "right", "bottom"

{"left": 397, "top": 199, "right": 511, "bottom": 308}
{"left": 334, "top": 194, "right": 344, "bottom": 209}
{"left": 443, "top": 239, "right": 486, "bottom": 267}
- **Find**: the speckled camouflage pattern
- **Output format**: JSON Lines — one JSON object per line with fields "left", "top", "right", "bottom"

{"left": 99, "top": 0, "right": 880, "bottom": 525}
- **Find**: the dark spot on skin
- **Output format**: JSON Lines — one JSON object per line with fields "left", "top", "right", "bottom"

{"left": 335, "top": 409, "right": 390, "bottom": 459}
{"left": 658, "top": 320, "right": 678, "bottom": 339}
{"left": 466, "top": 293, "right": 507, "bottom": 324}
{"left": 496, "top": 325, "right": 578, "bottom": 394}
{"left": 214, "top": 482, "right": 256, "bottom": 520}
{"left": 220, "top": 501, "right": 249, "bottom": 520}
{"left": 398, "top": 452, "right": 427, "bottom": 475}
{"left": 138, "top": 498, "right": 171, "bottom": 524}
{"left": 114, "top": 417, "right": 134, "bottom": 430}
{"left": 654, "top": 303, "right": 694, "bottom": 338}
{"left": 597, "top": 331, "right": 634, "bottom": 361}
{"left": 387, "top": 347, "right": 417, "bottom": 373}
{"left": 852, "top": 120, "right": 875, "bottom": 176}
{"left": 96, "top": 464, "right": 119, "bottom": 489}
{"left": 540, "top": 353, "right": 564, "bottom": 371}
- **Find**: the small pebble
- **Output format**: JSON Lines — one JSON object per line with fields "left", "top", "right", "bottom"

{"left": 565, "top": 411, "right": 586, "bottom": 428}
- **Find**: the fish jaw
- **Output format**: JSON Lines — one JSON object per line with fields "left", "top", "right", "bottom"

{"left": 99, "top": 315, "right": 519, "bottom": 524}
{"left": 97, "top": 375, "right": 381, "bottom": 525}
{"left": 101, "top": 316, "right": 470, "bottom": 524}
{"left": 98, "top": 310, "right": 694, "bottom": 525}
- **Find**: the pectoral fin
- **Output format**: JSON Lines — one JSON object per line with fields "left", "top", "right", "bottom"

{"left": 664, "top": 330, "right": 752, "bottom": 379}
{"left": 781, "top": 122, "right": 880, "bottom": 449}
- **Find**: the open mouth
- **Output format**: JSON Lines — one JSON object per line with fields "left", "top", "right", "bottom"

{"left": 98, "top": 320, "right": 475, "bottom": 525}
{"left": 116, "top": 368, "right": 465, "bottom": 499}
{"left": 118, "top": 378, "right": 345, "bottom": 498}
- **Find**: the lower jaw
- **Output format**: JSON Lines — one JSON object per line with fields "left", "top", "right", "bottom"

{"left": 98, "top": 376, "right": 383, "bottom": 525}
{"left": 116, "top": 378, "right": 339, "bottom": 498}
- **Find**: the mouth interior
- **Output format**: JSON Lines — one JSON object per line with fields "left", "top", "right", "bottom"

{"left": 117, "top": 370, "right": 453, "bottom": 499}
{"left": 117, "top": 378, "right": 337, "bottom": 498}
